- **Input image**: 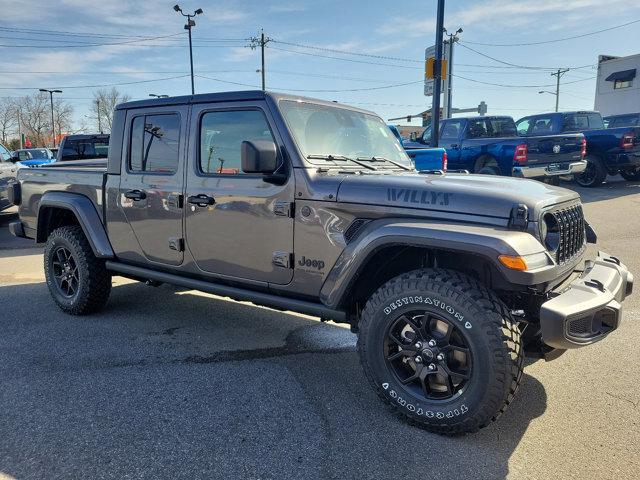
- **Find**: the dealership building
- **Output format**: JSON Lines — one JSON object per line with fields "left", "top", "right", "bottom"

{"left": 594, "top": 53, "right": 639, "bottom": 116}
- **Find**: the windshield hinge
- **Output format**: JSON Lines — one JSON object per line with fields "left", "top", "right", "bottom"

{"left": 274, "top": 201, "right": 294, "bottom": 218}
{"left": 508, "top": 204, "right": 529, "bottom": 230}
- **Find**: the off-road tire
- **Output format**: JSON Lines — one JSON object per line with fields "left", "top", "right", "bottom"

{"left": 575, "top": 154, "right": 607, "bottom": 187}
{"left": 44, "top": 225, "right": 111, "bottom": 315}
{"left": 620, "top": 168, "right": 640, "bottom": 181}
{"left": 357, "top": 268, "right": 523, "bottom": 434}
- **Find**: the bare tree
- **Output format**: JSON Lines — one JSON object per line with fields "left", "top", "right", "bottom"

{"left": 53, "top": 98, "right": 74, "bottom": 138}
{"left": 0, "top": 98, "right": 17, "bottom": 145}
{"left": 91, "top": 88, "right": 131, "bottom": 133}
{"left": 17, "top": 93, "right": 50, "bottom": 147}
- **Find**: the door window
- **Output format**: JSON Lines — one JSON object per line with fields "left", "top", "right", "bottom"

{"left": 440, "top": 120, "right": 463, "bottom": 140}
{"left": 465, "top": 119, "right": 487, "bottom": 139}
{"left": 129, "top": 114, "right": 180, "bottom": 174}
{"left": 516, "top": 118, "right": 530, "bottom": 136}
{"left": 200, "top": 110, "right": 275, "bottom": 175}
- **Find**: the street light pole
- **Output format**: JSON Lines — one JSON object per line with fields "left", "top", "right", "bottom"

{"left": 442, "top": 27, "right": 462, "bottom": 119}
{"left": 39, "top": 88, "right": 62, "bottom": 148}
{"left": 174, "top": 5, "right": 203, "bottom": 95}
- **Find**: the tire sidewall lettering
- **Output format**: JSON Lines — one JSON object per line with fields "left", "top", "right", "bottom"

{"left": 383, "top": 295, "right": 471, "bottom": 330}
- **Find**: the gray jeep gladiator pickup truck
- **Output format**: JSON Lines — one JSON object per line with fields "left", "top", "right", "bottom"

{"left": 8, "top": 91, "right": 633, "bottom": 434}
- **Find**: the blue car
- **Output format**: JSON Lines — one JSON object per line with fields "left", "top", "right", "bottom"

{"left": 388, "top": 124, "right": 447, "bottom": 172}
{"left": 12, "top": 148, "right": 56, "bottom": 168}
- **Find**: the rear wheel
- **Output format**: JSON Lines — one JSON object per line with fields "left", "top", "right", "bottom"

{"left": 475, "top": 157, "right": 501, "bottom": 175}
{"left": 44, "top": 225, "right": 112, "bottom": 315}
{"left": 575, "top": 155, "right": 607, "bottom": 187}
{"left": 357, "top": 268, "right": 523, "bottom": 434}
{"left": 620, "top": 168, "right": 640, "bottom": 181}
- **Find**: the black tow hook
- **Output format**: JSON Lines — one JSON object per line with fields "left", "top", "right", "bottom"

{"left": 584, "top": 278, "right": 605, "bottom": 292}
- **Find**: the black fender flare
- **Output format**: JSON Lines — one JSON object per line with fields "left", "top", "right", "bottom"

{"left": 37, "top": 191, "right": 114, "bottom": 258}
{"left": 319, "top": 218, "right": 551, "bottom": 309}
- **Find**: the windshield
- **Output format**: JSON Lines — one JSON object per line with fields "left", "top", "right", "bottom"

{"left": 279, "top": 100, "right": 412, "bottom": 167}
{"left": 25, "top": 149, "right": 50, "bottom": 159}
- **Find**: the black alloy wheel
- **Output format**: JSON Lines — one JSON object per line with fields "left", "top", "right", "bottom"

{"left": 384, "top": 310, "right": 472, "bottom": 401}
{"left": 51, "top": 246, "right": 79, "bottom": 298}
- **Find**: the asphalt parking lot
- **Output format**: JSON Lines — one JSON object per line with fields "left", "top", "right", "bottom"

{"left": 1, "top": 178, "right": 639, "bottom": 480}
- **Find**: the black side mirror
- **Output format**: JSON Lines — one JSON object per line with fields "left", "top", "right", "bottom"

{"left": 9, "top": 155, "right": 20, "bottom": 163}
{"left": 241, "top": 140, "right": 278, "bottom": 174}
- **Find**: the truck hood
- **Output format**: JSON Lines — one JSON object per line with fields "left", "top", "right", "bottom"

{"left": 336, "top": 172, "right": 579, "bottom": 221}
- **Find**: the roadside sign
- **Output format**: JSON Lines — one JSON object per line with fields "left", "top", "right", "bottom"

{"left": 424, "top": 45, "right": 447, "bottom": 96}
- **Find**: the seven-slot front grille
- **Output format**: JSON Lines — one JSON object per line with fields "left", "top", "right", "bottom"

{"left": 552, "top": 204, "right": 585, "bottom": 264}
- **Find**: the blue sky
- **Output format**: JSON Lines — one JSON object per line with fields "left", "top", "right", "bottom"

{"left": 1, "top": 0, "right": 640, "bottom": 131}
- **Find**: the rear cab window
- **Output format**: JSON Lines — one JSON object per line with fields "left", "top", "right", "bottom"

{"left": 606, "top": 115, "right": 640, "bottom": 128}
{"left": 128, "top": 114, "right": 181, "bottom": 174}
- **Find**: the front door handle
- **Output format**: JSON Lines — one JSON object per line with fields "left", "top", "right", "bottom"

{"left": 124, "top": 189, "right": 147, "bottom": 201}
{"left": 187, "top": 194, "right": 215, "bottom": 207}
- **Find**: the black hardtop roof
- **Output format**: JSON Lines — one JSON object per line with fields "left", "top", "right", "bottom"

{"left": 446, "top": 115, "right": 514, "bottom": 121}
{"left": 115, "top": 90, "right": 376, "bottom": 115}
{"left": 63, "top": 133, "right": 110, "bottom": 140}
{"left": 520, "top": 111, "right": 600, "bottom": 118}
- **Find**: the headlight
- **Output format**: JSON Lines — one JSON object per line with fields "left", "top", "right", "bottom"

{"left": 542, "top": 213, "right": 560, "bottom": 252}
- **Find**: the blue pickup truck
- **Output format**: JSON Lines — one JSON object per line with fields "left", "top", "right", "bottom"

{"left": 387, "top": 125, "right": 447, "bottom": 171}
{"left": 604, "top": 112, "right": 640, "bottom": 129}
{"left": 516, "top": 111, "right": 640, "bottom": 186}
{"left": 404, "top": 115, "right": 586, "bottom": 182}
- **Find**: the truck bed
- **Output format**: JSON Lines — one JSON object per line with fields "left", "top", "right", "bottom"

{"left": 16, "top": 160, "right": 107, "bottom": 234}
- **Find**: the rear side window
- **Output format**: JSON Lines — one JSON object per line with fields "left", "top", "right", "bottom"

{"left": 465, "top": 119, "right": 487, "bottom": 139}
{"left": 563, "top": 113, "right": 604, "bottom": 131}
{"left": 129, "top": 114, "right": 180, "bottom": 174}
{"left": 487, "top": 118, "right": 517, "bottom": 137}
{"left": 607, "top": 115, "right": 639, "bottom": 128}
{"left": 199, "top": 109, "right": 275, "bottom": 175}
{"left": 516, "top": 118, "right": 530, "bottom": 135}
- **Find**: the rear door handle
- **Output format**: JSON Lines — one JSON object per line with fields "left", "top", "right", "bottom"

{"left": 124, "top": 189, "right": 147, "bottom": 201}
{"left": 187, "top": 194, "right": 215, "bottom": 207}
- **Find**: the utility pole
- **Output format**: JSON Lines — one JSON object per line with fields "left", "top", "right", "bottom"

{"left": 442, "top": 27, "right": 462, "bottom": 119}
{"left": 430, "top": 0, "right": 445, "bottom": 147}
{"left": 249, "top": 30, "right": 272, "bottom": 91}
{"left": 174, "top": 5, "right": 204, "bottom": 95}
{"left": 550, "top": 68, "right": 570, "bottom": 112}
{"left": 39, "top": 88, "right": 62, "bottom": 148}
{"left": 96, "top": 99, "right": 102, "bottom": 133}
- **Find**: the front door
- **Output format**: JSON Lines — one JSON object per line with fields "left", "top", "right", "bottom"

{"left": 439, "top": 119, "right": 464, "bottom": 169}
{"left": 118, "top": 106, "right": 187, "bottom": 266}
{"left": 184, "top": 102, "right": 295, "bottom": 285}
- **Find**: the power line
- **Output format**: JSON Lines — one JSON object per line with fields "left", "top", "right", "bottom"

{"left": 453, "top": 73, "right": 595, "bottom": 88}
{"left": 271, "top": 39, "right": 421, "bottom": 63}
{"left": 0, "top": 32, "right": 189, "bottom": 48}
{"left": 462, "top": 18, "right": 640, "bottom": 47}
{"left": 457, "top": 42, "right": 595, "bottom": 71}
{"left": 0, "top": 74, "right": 191, "bottom": 90}
{"left": 195, "top": 74, "right": 424, "bottom": 92}
{"left": 269, "top": 45, "right": 422, "bottom": 69}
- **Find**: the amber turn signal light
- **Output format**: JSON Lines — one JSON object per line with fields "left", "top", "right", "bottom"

{"left": 498, "top": 255, "right": 527, "bottom": 271}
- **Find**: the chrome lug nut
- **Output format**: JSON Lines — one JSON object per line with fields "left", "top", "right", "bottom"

{"left": 428, "top": 363, "right": 436, "bottom": 370}
{"left": 428, "top": 339, "right": 437, "bottom": 347}
{"left": 436, "top": 353, "right": 444, "bottom": 361}
{"left": 414, "top": 356, "right": 423, "bottom": 363}
{"left": 414, "top": 342, "right": 422, "bottom": 349}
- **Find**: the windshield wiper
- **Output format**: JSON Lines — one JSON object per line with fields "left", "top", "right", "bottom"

{"left": 307, "top": 154, "right": 378, "bottom": 170}
{"left": 356, "top": 156, "right": 411, "bottom": 171}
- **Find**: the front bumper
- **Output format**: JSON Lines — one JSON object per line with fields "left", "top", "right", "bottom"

{"left": 540, "top": 251, "right": 633, "bottom": 349}
{"left": 513, "top": 160, "right": 587, "bottom": 179}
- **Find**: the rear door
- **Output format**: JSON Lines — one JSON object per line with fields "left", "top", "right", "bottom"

{"left": 184, "top": 101, "right": 294, "bottom": 285}
{"left": 439, "top": 119, "right": 465, "bottom": 168}
{"left": 118, "top": 106, "right": 188, "bottom": 266}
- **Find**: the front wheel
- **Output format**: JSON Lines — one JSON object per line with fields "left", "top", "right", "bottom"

{"left": 44, "top": 225, "right": 112, "bottom": 315}
{"left": 357, "top": 269, "right": 523, "bottom": 434}
{"left": 620, "top": 168, "right": 640, "bottom": 181}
